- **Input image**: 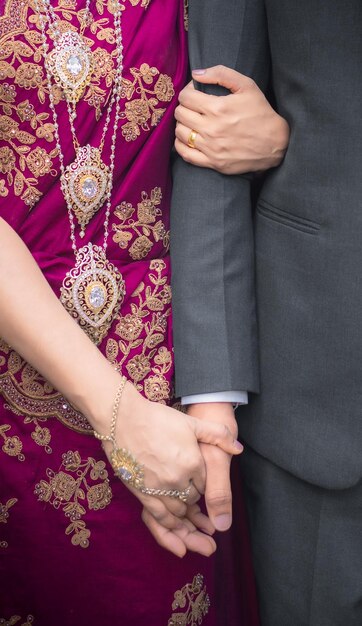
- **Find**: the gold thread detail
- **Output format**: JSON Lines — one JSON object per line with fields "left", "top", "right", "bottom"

{"left": 34, "top": 450, "right": 112, "bottom": 548}
{"left": 168, "top": 574, "right": 211, "bottom": 625}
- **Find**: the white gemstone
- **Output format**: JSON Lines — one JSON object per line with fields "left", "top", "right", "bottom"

{"left": 82, "top": 177, "right": 98, "bottom": 199}
{"left": 67, "top": 54, "right": 83, "bottom": 76}
{"left": 118, "top": 467, "right": 132, "bottom": 482}
{"left": 89, "top": 285, "right": 106, "bottom": 309}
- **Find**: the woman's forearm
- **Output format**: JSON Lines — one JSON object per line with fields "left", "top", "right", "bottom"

{"left": 0, "top": 217, "right": 119, "bottom": 429}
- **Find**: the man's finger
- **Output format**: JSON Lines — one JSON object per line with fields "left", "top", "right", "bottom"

{"left": 174, "top": 104, "right": 205, "bottom": 131}
{"left": 192, "top": 65, "right": 256, "bottom": 94}
{"left": 175, "top": 123, "right": 205, "bottom": 152}
{"left": 174, "top": 138, "right": 211, "bottom": 168}
{"left": 178, "top": 80, "right": 220, "bottom": 113}
{"left": 201, "top": 444, "right": 233, "bottom": 532}
{"left": 188, "top": 415, "right": 244, "bottom": 455}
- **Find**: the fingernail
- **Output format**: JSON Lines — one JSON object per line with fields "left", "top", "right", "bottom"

{"left": 234, "top": 440, "right": 244, "bottom": 452}
{"left": 193, "top": 69, "right": 206, "bottom": 75}
{"left": 214, "top": 514, "right": 232, "bottom": 531}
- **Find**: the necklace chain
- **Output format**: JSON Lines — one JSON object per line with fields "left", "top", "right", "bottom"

{"left": 35, "top": 0, "right": 124, "bottom": 252}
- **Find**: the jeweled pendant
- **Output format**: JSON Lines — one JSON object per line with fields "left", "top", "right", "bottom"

{"left": 63, "top": 145, "right": 110, "bottom": 236}
{"left": 60, "top": 243, "right": 125, "bottom": 345}
{"left": 48, "top": 31, "right": 93, "bottom": 104}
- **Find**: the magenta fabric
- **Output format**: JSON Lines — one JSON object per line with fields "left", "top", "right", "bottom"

{"left": 0, "top": 1, "right": 259, "bottom": 624}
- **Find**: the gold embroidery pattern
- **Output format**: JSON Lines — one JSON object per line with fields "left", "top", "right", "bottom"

{"left": 168, "top": 574, "right": 211, "bottom": 626}
{"left": 0, "top": 497, "right": 18, "bottom": 548}
{"left": 106, "top": 259, "right": 172, "bottom": 401}
{"left": 0, "top": 0, "right": 174, "bottom": 206}
{"left": 34, "top": 450, "right": 112, "bottom": 548}
{"left": 112, "top": 187, "right": 169, "bottom": 258}
{"left": 0, "top": 617, "right": 34, "bottom": 626}
{"left": 0, "top": 350, "right": 92, "bottom": 435}
{"left": 120, "top": 64, "right": 175, "bottom": 141}
{"left": 122, "top": 0, "right": 151, "bottom": 8}
{"left": 184, "top": 0, "right": 189, "bottom": 31}
{"left": 0, "top": 258, "right": 173, "bottom": 429}
{"left": 0, "top": 424, "right": 24, "bottom": 461}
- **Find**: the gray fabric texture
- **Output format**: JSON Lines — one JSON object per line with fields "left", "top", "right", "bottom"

{"left": 240, "top": 446, "right": 362, "bottom": 626}
{"left": 171, "top": 0, "right": 362, "bottom": 490}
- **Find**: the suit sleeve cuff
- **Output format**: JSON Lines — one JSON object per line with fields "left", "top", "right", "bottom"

{"left": 181, "top": 391, "right": 249, "bottom": 406}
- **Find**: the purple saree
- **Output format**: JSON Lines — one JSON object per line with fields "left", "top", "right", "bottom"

{"left": 0, "top": 1, "right": 259, "bottom": 624}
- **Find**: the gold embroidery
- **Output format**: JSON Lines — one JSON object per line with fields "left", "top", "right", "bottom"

{"left": 0, "top": 617, "right": 34, "bottom": 626}
{"left": 120, "top": 64, "right": 175, "bottom": 141}
{"left": 0, "top": 424, "right": 24, "bottom": 461}
{"left": 122, "top": 0, "right": 151, "bottom": 8}
{"left": 184, "top": 0, "right": 189, "bottom": 31}
{"left": 106, "top": 259, "right": 172, "bottom": 401}
{"left": 112, "top": 187, "right": 169, "bottom": 258}
{"left": 35, "top": 450, "right": 112, "bottom": 548}
{"left": 0, "top": 0, "right": 170, "bottom": 206}
{"left": 168, "top": 574, "right": 211, "bottom": 626}
{"left": 0, "top": 349, "right": 93, "bottom": 435}
{"left": 0, "top": 497, "right": 18, "bottom": 549}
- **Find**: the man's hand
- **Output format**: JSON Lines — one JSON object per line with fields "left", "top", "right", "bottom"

{"left": 99, "top": 383, "right": 242, "bottom": 558}
{"left": 186, "top": 402, "right": 241, "bottom": 532}
{"left": 175, "top": 65, "right": 290, "bottom": 175}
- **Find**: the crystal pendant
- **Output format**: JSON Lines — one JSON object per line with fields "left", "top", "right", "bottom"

{"left": 60, "top": 243, "right": 125, "bottom": 345}
{"left": 47, "top": 31, "right": 93, "bottom": 104}
{"left": 63, "top": 145, "right": 110, "bottom": 236}
{"left": 110, "top": 448, "right": 145, "bottom": 488}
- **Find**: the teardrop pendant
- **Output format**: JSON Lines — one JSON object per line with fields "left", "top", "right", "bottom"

{"left": 62, "top": 145, "right": 110, "bottom": 235}
{"left": 60, "top": 243, "right": 125, "bottom": 345}
{"left": 47, "top": 31, "right": 93, "bottom": 104}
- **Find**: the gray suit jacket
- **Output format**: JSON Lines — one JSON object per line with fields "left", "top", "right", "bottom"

{"left": 171, "top": 0, "right": 362, "bottom": 490}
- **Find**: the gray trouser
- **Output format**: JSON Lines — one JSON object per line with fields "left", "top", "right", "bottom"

{"left": 239, "top": 446, "right": 362, "bottom": 626}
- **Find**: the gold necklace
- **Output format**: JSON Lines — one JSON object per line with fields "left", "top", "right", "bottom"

{"left": 40, "top": 0, "right": 115, "bottom": 234}
{"left": 45, "top": 0, "right": 93, "bottom": 107}
{"left": 36, "top": 0, "right": 126, "bottom": 345}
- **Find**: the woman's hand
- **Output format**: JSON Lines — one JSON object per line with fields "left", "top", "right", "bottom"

{"left": 175, "top": 65, "right": 290, "bottom": 175}
{"left": 94, "top": 381, "right": 243, "bottom": 557}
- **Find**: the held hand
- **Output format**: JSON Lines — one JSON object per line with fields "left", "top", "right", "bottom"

{"left": 97, "top": 382, "right": 242, "bottom": 556}
{"left": 187, "top": 402, "right": 240, "bottom": 532}
{"left": 175, "top": 65, "right": 290, "bottom": 175}
{"left": 142, "top": 503, "right": 217, "bottom": 558}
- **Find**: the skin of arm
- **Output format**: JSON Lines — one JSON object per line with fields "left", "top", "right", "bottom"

{"left": 175, "top": 66, "right": 290, "bottom": 174}
{"left": 0, "top": 217, "right": 243, "bottom": 557}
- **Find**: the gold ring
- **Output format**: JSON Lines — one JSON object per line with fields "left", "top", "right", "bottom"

{"left": 187, "top": 129, "right": 198, "bottom": 149}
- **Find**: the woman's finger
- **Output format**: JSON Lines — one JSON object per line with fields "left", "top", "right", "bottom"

{"left": 141, "top": 508, "right": 187, "bottom": 558}
{"left": 131, "top": 488, "right": 185, "bottom": 530}
{"left": 186, "top": 503, "right": 215, "bottom": 536}
{"left": 174, "top": 518, "right": 217, "bottom": 556}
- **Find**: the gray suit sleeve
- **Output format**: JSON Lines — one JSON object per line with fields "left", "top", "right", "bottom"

{"left": 171, "top": 0, "right": 269, "bottom": 397}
